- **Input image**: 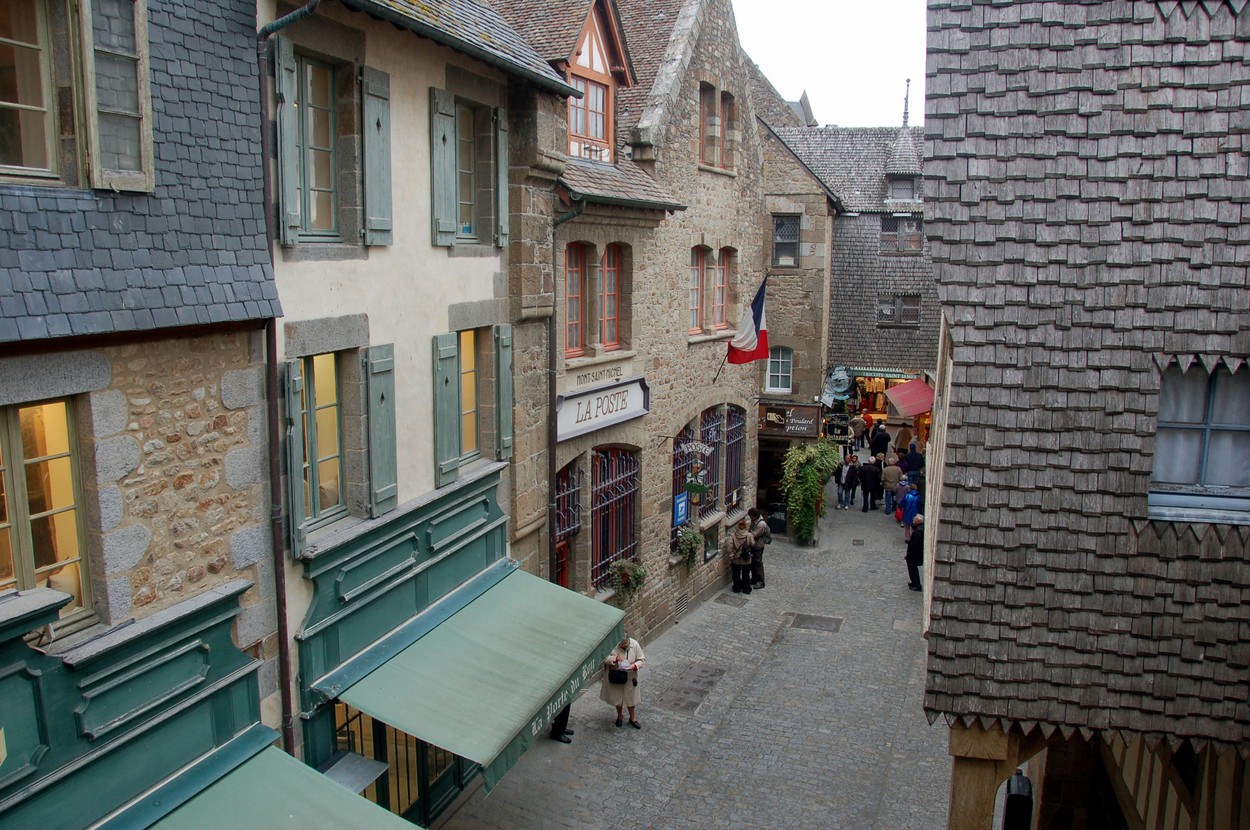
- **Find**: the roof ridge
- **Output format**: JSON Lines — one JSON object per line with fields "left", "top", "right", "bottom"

{"left": 630, "top": 0, "right": 705, "bottom": 149}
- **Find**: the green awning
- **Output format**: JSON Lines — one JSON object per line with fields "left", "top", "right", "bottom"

{"left": 152, "top": 746, "right": 417, "bottom": 829}
{"left": 336, "top": 568, "right": 624, "bottom": 793}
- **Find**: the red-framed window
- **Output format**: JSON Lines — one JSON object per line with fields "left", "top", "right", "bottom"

{"left": 600, "top": 244, "right": 621, "bottom": 350}
{"left": 699, "top": 406, "right": 723, "bottom": 521}
{"left": 568, "top": 9, "right": 615, "bottom": 162}
{"left": 565, "top": 244, "right": 585, "bottom": 357}
{"left": 591, "top": 448, "right": 639, "bottom": 588}
{"left": 688, "top": 247, "right": 705, "bottom": 333}
{"left": 724, "top": 405, "right": 746, "bottom": 511}
{"left": 712, "top": 249, "right": 729, "bottom": 329}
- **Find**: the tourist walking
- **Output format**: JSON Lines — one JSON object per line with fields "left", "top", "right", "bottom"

{"left": 902, "top": 482, "right": 923, "bottom": 542}
{"left": 859, "top": 456, "right": 882, "bottom": 512}
{"left": 851, "top": 414, "right": 866, "bottom": 450}
{"left": 839, "top": 457, "right": 860, "bottom": 509}
{"left": 882, "top": 456, "right": 902, "bottom": 514}
{"left": 869, "top": 423, "right": 891, "bottom": 458}
{"left": 905, "top": 515, "right": 924, "bottom": 591}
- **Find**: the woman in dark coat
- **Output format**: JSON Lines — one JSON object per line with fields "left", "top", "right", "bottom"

{"left": 905, "top": 514, "right": 924, "bottom": 591}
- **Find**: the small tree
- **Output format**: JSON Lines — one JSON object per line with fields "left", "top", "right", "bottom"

{"left": 780, "top": 439, "right": 842, "bottom": 544}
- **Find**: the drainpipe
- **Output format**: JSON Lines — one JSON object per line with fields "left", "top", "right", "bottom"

{"left": 257, "top": 0, "right": 320, "bottom": 757}
{"left": 548, "top": 199, "right": 584, "bottom": 582}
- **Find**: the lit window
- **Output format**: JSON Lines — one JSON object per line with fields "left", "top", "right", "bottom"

{"left": 1150, "top": 365, "right": 1250, "bottom": 519}
{"left": 567, "top": 9, "right": 614, "bottom": 161}
{"left": 767, "top": 347, "right": 793, "bottom": 392}
{"left": 600, "top": 244, "right": 621, "bottom": 349}
{"left": 300, "top": 353, "right": 345, "bottom": 524}
{"left": 565, "top": 244, "right": 585, "bottom": 357}
{"left": 0, "top": 400, "right": 90, "bottom": 622}
{"left": 459, "top": 330, "right": 478, "bottom": 457}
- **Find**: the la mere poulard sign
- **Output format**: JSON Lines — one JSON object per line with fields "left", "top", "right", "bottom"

{"left": 758, "top": 403, "right": 821, "bottom": 438}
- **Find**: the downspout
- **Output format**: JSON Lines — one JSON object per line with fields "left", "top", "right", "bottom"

{"left": 257, "top": 0, "right": 321, "bottom": 756}
{"left": 548, "top": 199, "right": 584, "bottom": 583}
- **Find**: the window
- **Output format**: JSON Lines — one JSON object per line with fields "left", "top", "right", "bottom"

{"left": 565, "top": 244, "right": 586, "bottom": 357}
{"left": 1150, "top": 364, "right": 1250, "bottom": 518}
{"left": 433, "top": 326, "right": 514, "bottom": 488}
{"left": 767, "top": 347, "right": 793, "bottom": 393}
{"left": 719, "top": 92, "right": 735, "bottom": 168}
{"left": 699, "top": 407, "right": 723, "bottom": 520}
{"left": 600, "top": 244, "right": 621, "bottom": 350}
{"left": 1, "top": 0, "right": 153, "bottom": 190}
{"left": 699, "top": 83, "right": 717, "bottom": 165}
{"left": 430, "top": 86, "right": 507, "bottom": 248}
{"left": 591, "top": 448, "right": 638, "bottom": 588}
{"left": 772, "top": 215, "right": 800, "bottom": 267}
{"left": 0, "top": 400, "right": 90, "bottom": 623}
{"left": 881, "top": 215, "right": 924, "bottom": 253}
{"left": 724, "top": 406, "right": 746, "bottom": 511}
{"left": 554, "top": 462, "right": 582, "bottom": 590}
{"left": 275, "top": 34, "right": 391, "bottom": 247}
{"left": 889, "top": 178, "right": 916, "bottom": 200}
{"left": 878, "top": 294, "right": 921, "bottom": 327}
{"left": 670, "top": 423, "right": 696, "bottom": 550}
{"left": 712, "top": 249, "right": 730, "bottom": 329}
{"left": 689, "top": 247, "right": 707, "bottom": 333}
{"left": 286, "top": 343, "right": 397, "bottom": 557}
{"left": 567, "top": 8, "right": 614, "bottom": 161}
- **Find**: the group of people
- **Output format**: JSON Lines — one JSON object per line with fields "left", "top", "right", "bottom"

{"left": 724, "top": 507, "right": 771, "bottom": 594}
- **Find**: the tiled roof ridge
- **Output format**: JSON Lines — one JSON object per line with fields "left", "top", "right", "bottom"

{"left": 630, "top": 0, "right": 705, "bottom": 148}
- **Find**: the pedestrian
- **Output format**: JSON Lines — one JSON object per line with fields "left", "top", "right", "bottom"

{"left": 893, "top": 478, "right": 911, "bottom": 525}
{"left": 549, "top": 702, "right": 574, "bottom": 743}
{"left": 882, "top": 455, "right": 902, "bottom": 515}
{"left": 869, "top": 423, "right": 891, "bottom": 458}
{"left": 893, "top": 425, "right": 913, "bottom": 457}
{"left": 747, "top": 507, "right": 771, "bottom": 589}
{"left": 858, "top": 455, "right": 881, "bottom": 512}
{"left": 905, "top": 443, "right": 925, "bottom": 484}
{"left": 850, "top": 413, "right": 866, "bottom": 450}
{"left": 723, "top": 516, "right": 754, "bottom": 593}
{"left": 902, "top": 482, "right": 923, "bottom": 542}
{"left": 600, "top": 633, "right": 645, "bottom": 728}
{"left": 905, "top": 514, "right": 924, "bottom": 591}
{"left": 839, "top": 456, "right": 859, "bottom": 509}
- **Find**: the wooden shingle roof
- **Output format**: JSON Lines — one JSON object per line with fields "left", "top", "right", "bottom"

{"left": 772, "top": 126, "right": 925, "bottom": 213}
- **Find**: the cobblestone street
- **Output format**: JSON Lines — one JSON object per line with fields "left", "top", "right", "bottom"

{"left": 442, "top": 479, "right": 951, "bottom": 830}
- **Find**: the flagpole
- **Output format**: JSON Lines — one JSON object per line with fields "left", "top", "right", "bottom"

{"left": 712, "top": 351, "right": 729, "bottom": 384}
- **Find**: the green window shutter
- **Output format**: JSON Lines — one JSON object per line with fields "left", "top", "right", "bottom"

{"left": 274, "top": 37, "right": 300, "bottom": 246}
{"left": 365, "top": 344, "right": 398, "bottom": 516}
{"left": 494, "top": 108, "right": 509, "bottom": 247}
{"left": 494, "top": 324, "right": 514, "bottom": 460}
{"left": 362, "top": 67, "right": 393, "bottom": 247}
{"left": 430, "top": 88, "right": 457, "bottom": 247}
{"left": 284, "top": 359, "right": 309, "bottom": 557}
{"left": 433, "top": 333, "right": 460, "bottom": 487}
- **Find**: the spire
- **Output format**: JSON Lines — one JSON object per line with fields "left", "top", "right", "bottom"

{"left": 886, "top": 79, "right": 921, "bottom": 180}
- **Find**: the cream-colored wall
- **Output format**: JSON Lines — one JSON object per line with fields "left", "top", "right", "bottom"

{"left": 261, "top": 2, "right": 508, "bottom": 504}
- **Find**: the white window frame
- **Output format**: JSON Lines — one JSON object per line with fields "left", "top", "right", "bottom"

{"left": 766, "top": 347, "right": 793, "bottom": 393}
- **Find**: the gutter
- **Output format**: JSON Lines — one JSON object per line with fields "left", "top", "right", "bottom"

{"left": 559, "top": 187, "right": 686, "bottom": 214}
{"left": 547, "top": 198, "right": 585, "bottom": 584}
{"left": 257, "top": 0, "right": 322, "bottom": 757}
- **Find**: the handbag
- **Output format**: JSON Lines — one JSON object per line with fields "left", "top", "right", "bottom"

{"left": 738, "top": 544, "right": 753, "bottom": 564}
{"left": 895, "top": 506, "right": 904, "bottom": 522}
{"left": 608, "top": 668, "right": 629, "bottom": 685}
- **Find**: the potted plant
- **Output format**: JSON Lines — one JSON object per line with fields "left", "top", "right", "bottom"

{"left": 675, "top": 523, "right": 703, "bottom": 568}
{"left": 780, "top": 439, "right": 842, "bottom": 545}
{"left": 608, "top": 559, "right": 647, "bottom": 603}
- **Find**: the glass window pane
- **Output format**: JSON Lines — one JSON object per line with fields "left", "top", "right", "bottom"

{"left": 0, "top": 1, "right": 42, "bottom": 44}
{"left": 21, "top": 401, "right": 69, "bottom": 458}
{"left": 1158, "top": 366, "right": 1208, "bottom": 423}
{"left": 1152, "top": 428, "right": 1203, "bottom": 484}
{"left": 309, "top": 190, "right": 333, "bottom": 231}
{"left": 98, "top": 112, "right": 142, "bottom": 171}
{"left": 461, "top": 374, "right": 476, "bottom": 412}
{"left": 0, "top": 528, "right": 13, "bottom": 586}
{"left": 461, "top": 413, "right": 477, "bottom": 454}
{"left": 459, "top": 332, "right": 475, "bottom": 369}
{"left": 317, "top": 458, "right": 341, "bottom": 507}
{"left": 0, "top": 43, "right": 45, "bottom": 107}
{"left": 25, "top": 457, "right": 76, "bottom": 513}
{"left": 1211, "top": 369, "right": 1250, "bottom": 426}
{"left": 43, "top": 562, "right": 82, "bottom": 612}
{"left": 1205, "top": 431, "right": 1250, "bottom": 487}
{"left": 311, "top": 356, "right": 337, "bottom": 404}
{"left": 311, "top": 108, "right": 332, "bottom": 149}
{"left": 315, "top": 407, "right": 339, "bottom": 458}
{"left": 307, "top": 63, "right": 331, "bottom": 108}
{"left": 310, "top": 147, "right": 333, "bottom": 190}
{"left": 93, "top": 0, "right": 137, "bottom": 53}
{"left": 94, "top": 52, "right": 139, "bottom": 113}
{"left": 29, "top": 509, "right": 80, "bottom": 569}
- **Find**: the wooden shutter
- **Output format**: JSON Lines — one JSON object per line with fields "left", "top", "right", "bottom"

{"left": 494, "top": 108, "right": 509, "bottom": 247}
{"left": 365, "top": 344, "right": 398, "bottom": 516}
{"left": 274, "top": 37, "right": 300, "bottom": 246}
{"left": 362, "top": 67, "right": 393, "bottom": 246}
{"left": 430, "top": 88, "right": 458, "bottom": 247}
{"left": 284, "top": 359, "right": 309, "bottom": 557}
{"left": 494, "top": 325, "right": 513, "bottom": 460}
{"left": 433, "top": 333, "right": 460, "bottom": 487}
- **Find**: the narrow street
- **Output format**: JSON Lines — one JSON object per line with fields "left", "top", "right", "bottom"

{"left": 442, "top": 471, "right": 951, "bottom": 829}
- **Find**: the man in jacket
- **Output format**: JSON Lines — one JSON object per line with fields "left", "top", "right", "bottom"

{"left": 869, "top": 423, "right": 891, "bottom": 458}
{"left": 747, "top": 507, "right": 770, "bottom": 589}
{"left": 850, "top": 414, "right": 866, "bottom": 450}
{"left": 905, "top": 514, "right": 924, "bottom": 591}
{"left": 881, "top": 456, "right": 903, "bottom": 514}
{"left": 839, "top": 457, "right": 859, "bottom": 509}
{"left": 858, "top": 456, "right": 882, "bottom": 512}
{"left": 904, "top": 443, "right": 925, "bottom": 484}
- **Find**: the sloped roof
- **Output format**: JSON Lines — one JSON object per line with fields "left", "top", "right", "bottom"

{"left": 342, "top": 0, "right": 576, "bottom": 95}
{"left": 614, "top": 0, "right": 689, "bottom": 141}
{"left": 748, "top": 59, "right": 805, "bottom": 131}
{"left": 559, "top": 157, "right": 684, "bottom": 211}
{"left": 487, "top": 0, "right": 592, "bottom": 64}
{"left": 772, "top": 126, "right": 925, "bottom": 213}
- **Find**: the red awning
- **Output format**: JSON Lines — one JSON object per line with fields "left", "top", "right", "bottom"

{"left": 884, "top": 379, "right": 934, "bottom": 418}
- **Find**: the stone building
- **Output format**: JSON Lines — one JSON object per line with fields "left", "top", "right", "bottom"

{"left": 924, "top": 1, "right": 1250, "bottom": 827}
{"left": 773, "top": 99, "right": 940, "bottom": 443}
{"left": 0, "top": 0, "right": 352, "bottom": 824}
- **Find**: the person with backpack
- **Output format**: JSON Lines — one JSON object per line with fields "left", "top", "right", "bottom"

{"left": 747, "top": 507, "right": 771, "bottom": 589}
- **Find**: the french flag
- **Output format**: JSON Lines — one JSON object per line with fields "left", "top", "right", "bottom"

{"left": 727, "top": 277, "right": 769, "bottom": 364}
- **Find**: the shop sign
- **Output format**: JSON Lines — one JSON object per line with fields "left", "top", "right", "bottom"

{"left": 673, "top": 492, "right": 689, "bottom": 527}
{"left": 758, "top": 403, "right": 821, "bottom": 438}
{"left": 822, "top": 366, "right": 853, "bottom": 406}
{"left": 825, "top": 412, "right": 852, "bottom": 442}
{"left": 556, "top": 377, "right": 649, "bottom": 441}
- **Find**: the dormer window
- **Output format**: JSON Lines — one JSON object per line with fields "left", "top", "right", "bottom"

{"left": 889, "top": 178, "right": 917, "bottom": 200}
{"left": 568, "top": 7, "right": 614, "bottom": 162}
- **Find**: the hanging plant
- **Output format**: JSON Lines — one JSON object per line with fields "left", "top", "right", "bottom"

{"left": 608, "top": 559, "right": 647, "bottom": 603}
{"left": 675, "top": 523, "right": 703, "bottom": 568}
{"left": 780, "top": 439, "right": 842, "bottom": 545}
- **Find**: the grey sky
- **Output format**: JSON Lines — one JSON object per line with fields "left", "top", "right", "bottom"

{"left": 731, "top": 0, "right": 928, "bottom": 128}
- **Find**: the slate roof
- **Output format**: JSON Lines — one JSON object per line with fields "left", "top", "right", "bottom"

{"left": 343, "top": 0, "right": 576, "bottom": 95}
{"left": 771, "top": 126, "right": 925, "bottom": 213}
{"left": 0, "top": 0, "right": 280, "bottom": 344}
{"left": 748, "top": 59, "right": 806, "bottom": 131}
{"left": 614, "top": 0, "right": 688, "bottom": 140}
{"left": 559, "top": 158, "right": 683, "bottom": 211}
{"left": 924, "top": 0, "right": 1250, "bottom": 747}
{"left": 487, "top": 0, "right": 591, "bottom": 64}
